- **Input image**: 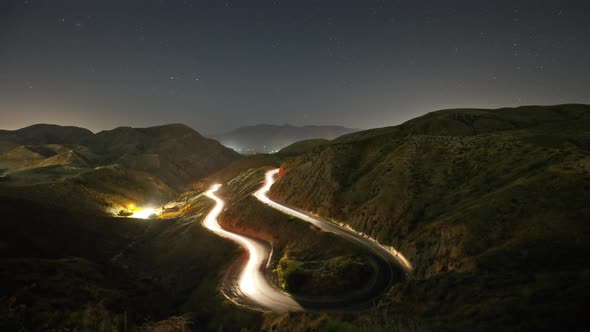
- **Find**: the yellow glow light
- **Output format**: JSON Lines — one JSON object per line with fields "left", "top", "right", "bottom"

{"left": 132, "top": 208, "right": 159, "bottom": 219}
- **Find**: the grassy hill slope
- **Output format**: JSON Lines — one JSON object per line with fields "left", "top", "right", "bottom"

{"left": 0, "top": 124, "right": 256, "bottom": 330}
{"left": 0, "top": 190, "right": 261, "bottom": 331}
{"left": 267, "top": 104, "right": 590, "bottom": 331}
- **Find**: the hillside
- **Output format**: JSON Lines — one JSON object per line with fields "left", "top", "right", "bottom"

{"left": 91, "top": 124, "right": 240, "bottom": 189}
{"left": 211, "top": 124, "right": 358, "bottom": 154}
{"left": 0, "top": 188, "right": 261, "bottom": 331}
{"left": 0, "top": 124, "right": 94, "bottom": 149}
{"left": 0, "top": 125, "right": 239, "bottom": 190}
{"left": 0, "top": 124, "right": 257, "bottom": 330}
{"left": 267, "top": 104, "right": 590, "bottom": 331}
{"left": 2, "top": 106, "right": 589, "bottom": 331}
{"left": 216, "top": 168, "right": 389, "bottom": 301}
{"left": 0, "top": 123, "right": 241, "bottom": 223}
{"left": 277, "top": 139, "right": 329, "bottom": 156}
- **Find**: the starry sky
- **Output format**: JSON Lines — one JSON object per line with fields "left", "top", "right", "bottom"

{"left": 1, "top": 0, "right": 590, "bottom": 134}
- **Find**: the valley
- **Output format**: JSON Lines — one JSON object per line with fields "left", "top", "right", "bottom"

{"left": 1, "top": 105, "right": 589, "bottom": 331}
{"left": 4, "top": 1, "right": 590, "bottom": 330}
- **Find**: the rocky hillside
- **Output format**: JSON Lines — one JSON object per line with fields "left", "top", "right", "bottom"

{"left": 268, "top": 104, "right": 590, "bottom": 330}
{"left": 212, "top": 124, "right": 358, "bottom": 154}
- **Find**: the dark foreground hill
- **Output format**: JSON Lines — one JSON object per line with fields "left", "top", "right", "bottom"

{"left": 0, "top": 187, "right": 261, "bottom": 331}
{"left": 211, "top": 124, "right": 358, "bottom": 154}
{"left": 267, "top": 104, "right": 590, "bottom": 331}
{"left": 0, "top": 124, "right": 255, "bottom": 331}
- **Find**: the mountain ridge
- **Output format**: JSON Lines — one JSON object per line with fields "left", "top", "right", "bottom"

{"left": 0, "top": 123, "right": 239, "bottom": 184}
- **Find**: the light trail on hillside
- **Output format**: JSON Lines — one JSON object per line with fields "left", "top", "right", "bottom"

{"left": 203, "top": 184, "right": 302, "bottom": 312}
{"left": 254, "top": 169, "right": 413, "bottom": 273}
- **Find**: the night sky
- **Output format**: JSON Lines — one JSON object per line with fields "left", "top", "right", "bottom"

{"left": 1, "top": 0, "right": 589, "bottom": 134}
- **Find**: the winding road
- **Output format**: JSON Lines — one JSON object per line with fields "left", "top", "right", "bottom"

{"left": 203, "top": 184, "right": 302, "bottom": 312}
{"left": 255, "top": 169, "right": 413, "bottom": 273}
{"left": 202, "top": 169, "right": 412, "bottom": 312}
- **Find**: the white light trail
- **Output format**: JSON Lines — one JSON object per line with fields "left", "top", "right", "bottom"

{"left": 254, "top": 169, "right": 413, "bottom": 273}
{"left": 203, "top": 184, "right": 302, "bottom": 312}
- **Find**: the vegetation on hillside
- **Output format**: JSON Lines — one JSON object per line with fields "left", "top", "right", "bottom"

{"left": 277, "top": 139, "right": 329, "bottom": 156}
{"left": 217, "top": 168, "right": 381, "bottom": 300}
{"left": 268, "top": 104, "right": 590, "bottom": 331}
{"left": 2, "top": 105, "right": 589, "bottom": 331}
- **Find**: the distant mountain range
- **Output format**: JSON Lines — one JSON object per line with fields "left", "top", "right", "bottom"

{"left": 210, "top": 124, "right": 359, "bottom": 154}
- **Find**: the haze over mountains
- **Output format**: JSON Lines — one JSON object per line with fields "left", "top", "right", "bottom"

{"left": 0, "top": 104, "right": 589, "bottom": 331}
{"left": 211, "top": 124, "right": 358, "bottom": 154}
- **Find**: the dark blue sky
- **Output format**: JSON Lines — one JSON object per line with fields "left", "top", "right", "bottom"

{"left": 1, "top": 0, "right": 589, "bottom": 133}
